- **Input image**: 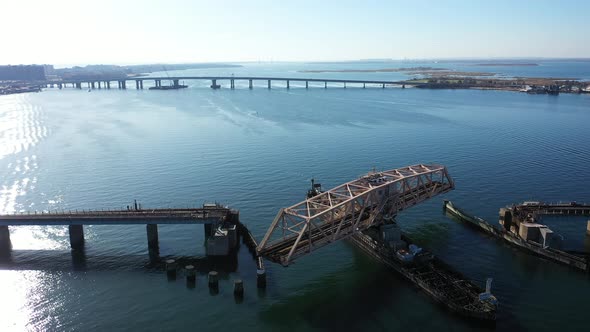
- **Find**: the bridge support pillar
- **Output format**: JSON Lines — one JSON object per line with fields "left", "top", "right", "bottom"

{"left": 230, "top": 79, "right": 235, "bottom": 89}
{"left": 267, "top": 80, "right": 271, "bottom": 89}
{"left": 324, "top": 81, "right": 327, "bottom": 89}
{"left": 69, "top": 225, "right": 84, "bottom": 250}
{"left": 382, "top": 83, "right": 385, "bottom": 89}
{"left": 98, "top": 81, "right": 102, "bottom": 89}
{"left": 76, "top": 82, "right": 82, "bottom": 89}
{"left": 249, "top": 79, "right": 253, "bottom": 89}
{"left": 305, "top": 81, "right": 308, "bottom": 89}
{"left": 121, "top": 80, "right": 126, "bottom": 89}
{"left": 173, "top": 79, "right": 179, "bottom": 87}
{"left": 286, "top": 80, "right": 290, "bottom": 89}
{"left": 363, "top": 83, "right": 366, "bottom": 88}
{"left": 0, "top": 226, "right": 11, "bottom": 251}
{"left": 147, "top": 224, "right": 159, "bottom": 251}
{"left": 139, "top": 80, "right": 143, "bottom": 89}
{"left": 106, "top": 81, "right": 111, "bottom": 89}
{"left": 91, "top": 82, "right": 95, "bottom": 89}
{"left": 136, "top": 80, "right": 140, "bottom": 89}
{"left": 58, "top": 83, "right": 63, "bottom": 89}
{"left": 344, "top": 82, "right": 346, "bottom": 89}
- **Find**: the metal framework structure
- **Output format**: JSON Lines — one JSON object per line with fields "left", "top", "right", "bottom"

{"left": 257, "top": 164, "right": 454, "bottom": 266}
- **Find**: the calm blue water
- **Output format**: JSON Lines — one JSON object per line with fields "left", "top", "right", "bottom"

{"left": 1, "top": 62, "right": 589, "bottom": 331}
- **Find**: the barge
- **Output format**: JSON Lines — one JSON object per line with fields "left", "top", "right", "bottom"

{"left": 444, "top": 200, "right": 589, "bottom": 273}
{"left": 350, "top": 225, "right": 497, "bottom": 322}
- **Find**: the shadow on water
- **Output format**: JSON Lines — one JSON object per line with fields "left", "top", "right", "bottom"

{"left": 0, "top": 248, "right": 245, "bottom": 276}
{"left": 260, "top": 244, "right": 525, "bottom": 332}
{"left": 260, "top": 248, "right": 400, "bottom": 332}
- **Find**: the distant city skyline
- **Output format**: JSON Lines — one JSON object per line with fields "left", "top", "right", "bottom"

{"left": 2, "top": 0, "right": 589, "bottom": 66}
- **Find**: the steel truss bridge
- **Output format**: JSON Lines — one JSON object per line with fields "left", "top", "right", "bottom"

{"left": 257, "top": 164, "right": 454, "bottom": 266}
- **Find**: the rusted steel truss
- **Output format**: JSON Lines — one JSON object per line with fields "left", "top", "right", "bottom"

{"left": 257, "top": 164, "right": 454, "bottom": 266}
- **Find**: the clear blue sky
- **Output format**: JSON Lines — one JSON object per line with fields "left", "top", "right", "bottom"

{"left": 2, "top": 0, "right": 589, "bottom": 65}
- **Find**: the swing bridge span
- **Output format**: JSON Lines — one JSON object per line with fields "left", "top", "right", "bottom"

{"left": 257, "top": 164, "right": 454, "bottom": 266}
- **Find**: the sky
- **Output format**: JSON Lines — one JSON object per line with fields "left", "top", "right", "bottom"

{"left": 1, "top": 0, "right": 589, "bottom": 66}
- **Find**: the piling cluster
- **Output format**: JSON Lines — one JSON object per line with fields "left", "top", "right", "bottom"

{"left": 163, "top": 259, "right": 265, "bottom": 300}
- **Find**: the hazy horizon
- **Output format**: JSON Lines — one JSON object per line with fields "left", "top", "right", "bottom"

{"left": 2, "top": 0, "right": 590, "bottom": 66}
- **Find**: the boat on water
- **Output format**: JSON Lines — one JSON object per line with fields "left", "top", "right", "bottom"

{"left": 350, "top": 226, "right": 498, "bottom": 322}
{"left": 149, "top": 84, "right": 188, "bottom": 90}
{"left": 444, "top": 200, "right": 589, "bottom": 272}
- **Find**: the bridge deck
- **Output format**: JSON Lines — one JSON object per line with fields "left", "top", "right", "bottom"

{"left": 57, "top": 76, "right": 410, "bottom": 85}
{"left": 0, "top": 208, "right": 231, "bottom": 226}
{"left": 515, "top": 202, "right": 590, "bottom": 217}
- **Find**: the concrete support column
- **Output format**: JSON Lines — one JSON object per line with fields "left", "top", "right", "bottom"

{"left": 305, "top": 81, "right": 308, "bottom": 89}
{"left": 106, "top": 81, "right": 111, "bottom": 89}
{"left": 136, "top": 80, "right": 140, "bottom": 89}
{"left": 344, "top": 82, "right": 346, "bottom": 89}
{"left": 0, "top": 225, "right": 11, "bottom": 251}
{"left": 173, "top": 79, "right": 179, "bottom": 87}
{"left": 58, "top": 83, "right": 63, "bottom": 89}
{"left": 267, "top": 80, "right": 271, "bottom": 89}
{"left": 286, "top": 80, "right": 290, "bottom": 89}
{"left": 230, "top": 79, "right": 235, "bottom": 89}
{"left": 69, "top": 225, "right": 84, "bottom": 250}
{"left": 382, "top": 83, "right": 385, "bottom": 89}
{"left": 91, "top": 82, "right": 95, "bottom": 89}
{"left": 204, "top": 223, "right": 212, "bottom": 237}
{"left": 77, "top": 82, "right": 82, "bottom": 89}
{"left": 140, "top": 80, "right": 143, "bottom": 89}
{"left": 324, "top": 81, "right": 327, "bottom": 89}
{"left": 98, "top": 82, "right": 101, "bottom": 89}
{"left": 122, "top": 81, "right": 126, "bottom": 89}
{"left": 117, "top": 81, "right": 121, "bottom": 89}
{"left": 363, "top": 83, "right": 366, "bottom": 88}
{"left": 249, "top": 79, "right": 253, "bottom": 89}
{"left": 147, "top": 224, "right": 159, "bottom": 251}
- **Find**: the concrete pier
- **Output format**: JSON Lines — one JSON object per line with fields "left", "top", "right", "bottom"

{"left": 256, "top": 268, "right": 266, "bottom": 289}
{"left": 173, "top": 79, "right": 179, "bottom": 87}
{"left": 286, "top": 80, "right": 290, "bottom": 89}
{"left": 91, "top": 82, "right": 95, "bottom": 89}
{"left": 249, "top": 79, "right": 253, "bottom": 89}
{"left": 267, "top": 80, "right": 271, "bottom": 89}
{"left": 98, "top": 82, "right": 101, "bottom": 89}
{"left": 344, "top": 82, "right": 346, "bottom": 89}
{"left": 305, "top": 81, "right": 308, "bottom": 89}
{"left": 185, "top": 265, "right": 196, "bottom": 284}
{"left": 0, "top": 225, "right": 11, "bottom": 251}
{"left": 230, "top": 79, "right": 235, "bottom": 89}
{"left": 363, "top": 83, "right": 366, "bottom": 88}
{"left": 68, "top": 225, "right": 84, "bottom": 249}
{"left": 324, "top": 81, "right": 327, "bottom": 89}
{"left": 146, "top": 224, "right": 159, "bottom": 251}
{"left": 208, "top": 271, "right": 219, "bottom": 288}
{"left": 166, "top": 259, "right": 177, "bottom": 278}
{"left": 234, "top": 279, "right": 244, "bottom": 297}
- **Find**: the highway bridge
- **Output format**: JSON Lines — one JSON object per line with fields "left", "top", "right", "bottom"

{"left": 44, "top": 76, "right": 413, "bottom": 90}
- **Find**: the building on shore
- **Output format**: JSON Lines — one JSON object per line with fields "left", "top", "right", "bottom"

{"left": 0, "top": 65, "right": 47, "bottom": 81}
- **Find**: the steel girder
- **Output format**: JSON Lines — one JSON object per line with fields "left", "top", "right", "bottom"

{"left": 257, "top": 164, "right": 454, "bottom": 266}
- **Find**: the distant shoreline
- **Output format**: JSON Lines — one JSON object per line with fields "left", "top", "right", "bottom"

{"left": 473, "top": 63, "right": 539, "bottom": 67}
